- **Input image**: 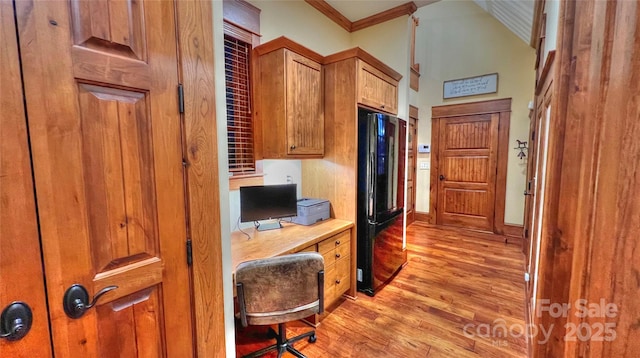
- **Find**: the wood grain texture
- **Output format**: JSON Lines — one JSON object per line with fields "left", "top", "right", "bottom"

{"left": 357, "top": 60, "right": 399, "bottom": 114}
{"left": 223, "top": 0, "right": 261, "bottom": 35}
{"left": 432, "top": 98, "right": 512, "bottom": 118}
{"left": 532, "top": 1, "right": 640, "bottom": 357}
{"left": 324, "top": 47, "right": 403, "bottom": 81}
{"left": 231, "top": 219, "right": 353, "bottom": 274}
{"left": 351, "top": 2, "right": 418, "bottom": 32}
{"left": 285, "top": 51, "right": 324, "bottom": 155}
{"left": 0, "top": 1, "right": 52, "bottom": 355}
{"left": 494, "top": 109, "right": 512, "bottom": 235}
{"left": 414, "top": 211, "right": 431, "bottom": 223}
{"left": 503, "top": 224, "right": 524, "bottom": 239}
{"left": 176, "top": 0, "right": 227, "bottom": 355}
{"left": 436, "top": 115, "right": 499, "bottom": 231}
{"left": 410, "top": 66, "right": 420, "bottom": 91}
{"left": 535, "top": 50, "right": 556, "bottom": 95}
{"left": 304, "top": 0, "right": 352, "bottom": 32}
{"left": 235, "top": 223, "right": 526, "bottom": 357}
{"left": 253, "top": 36, "right": 324, "bottom": 64}
{"left": 304, "top": 0, "right": 417, "bottom": 33}
{"left": 255, "top": 45, "right": 324, "bottom": 158}
{"left": 431, "top": 99, "right": 512, "bottom": 236}
{"left": 302, "top": 59, "right": 359, "bottom": 299}
{"left": 16, "top": 0, "right": 193, "bottom": 355}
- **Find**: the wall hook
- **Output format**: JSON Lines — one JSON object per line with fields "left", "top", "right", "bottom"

{"left": 515, "top": 140, "right": 528, "bottom": 160}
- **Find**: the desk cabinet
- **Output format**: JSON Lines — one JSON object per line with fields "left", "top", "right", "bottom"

{"left": 302, "top": 228, "right": 351, "bottom": 310}
{"left": 318, "top": 230, "right": 351, "bottom": 307}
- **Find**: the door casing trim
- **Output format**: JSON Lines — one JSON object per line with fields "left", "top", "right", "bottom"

{"left": 429, "top": 98, "right": 512, "bottom": 235}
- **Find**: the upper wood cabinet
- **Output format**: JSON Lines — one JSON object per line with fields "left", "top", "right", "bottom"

{"left": 357, "top": 61, "right": 399, "bottom": 114}
{"left": 254, "top": 38, "right": 324, "bottom": 158}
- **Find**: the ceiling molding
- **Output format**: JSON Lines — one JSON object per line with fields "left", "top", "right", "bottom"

{"left": 351, "top": 2, "right": 418, "bottom": 32}
{"left": 304, "top": 0, "right": 418, "bottom": 33}
{"left": 304, "top": 0, "right": 352, "bottom": 32}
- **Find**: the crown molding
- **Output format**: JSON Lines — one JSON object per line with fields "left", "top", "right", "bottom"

{"left": 304, "top": 0, "right": 418, "bottom": 33}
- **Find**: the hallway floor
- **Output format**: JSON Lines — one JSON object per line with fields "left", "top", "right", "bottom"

{"left": 235, "top": 223, "right": 528, "bottom": 357}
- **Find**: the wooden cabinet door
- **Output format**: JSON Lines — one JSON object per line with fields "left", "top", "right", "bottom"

{"left": 285, "top": 51, "right": 324, "bottom": 155}
{"left": 357, "top": 61, "right": 398, "bottom": 115}
{"left": 0, "top": 1, "right": 52, "bottom": 355}
{"left": 15, "top": 0, "right": 193, "bottom": 356}
{"left": 436, "top": 115, "right": 499, "bottom": 231}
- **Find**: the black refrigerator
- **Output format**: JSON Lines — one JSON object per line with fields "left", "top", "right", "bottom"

{"left": 357, "top": 107, "right": 406, "bottom": 296}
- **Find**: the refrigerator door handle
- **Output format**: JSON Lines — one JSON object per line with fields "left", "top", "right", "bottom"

{"left": 368, "top": 155, "right": 375, "bottom": 218}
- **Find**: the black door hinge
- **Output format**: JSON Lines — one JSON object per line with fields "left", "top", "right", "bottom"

{"left": 186, "top": 240, "right": 193, "bottom": 266}
{"left": 178, "top": 84, "right": 184, "bottom": 114}
{"left": 524, "top": 228, "right": 529, "bottom": 239}
{"left": 531, "top": 130, "right": 536, "bottom": 141}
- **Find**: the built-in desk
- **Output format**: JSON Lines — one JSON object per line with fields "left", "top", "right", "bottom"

{"left": 231, "top": 218, "right": 356, "bottom": 319}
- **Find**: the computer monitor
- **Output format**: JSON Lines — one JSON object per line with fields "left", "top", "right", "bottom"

{"left": 240, "top": 184, "right": 297, "bottom": 230}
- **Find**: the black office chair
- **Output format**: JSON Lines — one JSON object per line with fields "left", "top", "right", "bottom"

{"left": 235, "top": 252, "right": 325, "bottom": 358}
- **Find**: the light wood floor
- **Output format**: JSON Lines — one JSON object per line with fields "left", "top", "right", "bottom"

{"left": 235, "top": 223, "right": 528, "bottom": 357}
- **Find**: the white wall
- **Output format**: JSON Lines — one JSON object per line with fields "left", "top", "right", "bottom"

{"left": 228, "top": 159, "right": 303, "bottom": 230}
{"left": 543, "top": 0, "right": 560, "bottom": 65}
{"left": 212, "top": 1, "right": 235, "bottom": 356}
{"left": 413, "top": 0, "right": 536, "bottom": 225}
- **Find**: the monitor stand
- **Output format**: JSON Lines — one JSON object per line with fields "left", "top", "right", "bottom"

{"left": 255, "top": 220, "right": 282, "bottom": 232}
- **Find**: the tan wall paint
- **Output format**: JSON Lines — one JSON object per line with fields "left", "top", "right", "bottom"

{"left": 350, "top": 16, "right": 412, "bottom": 119}
{"left": 247, "top": 0, "right": 351, "bottom": 55}
{"left": 412, "top": 0, "right": 535, "bottom": 225}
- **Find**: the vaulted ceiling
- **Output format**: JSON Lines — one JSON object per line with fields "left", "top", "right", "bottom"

{"left": 322, "top": 0, "right": 534, "bottom": 44}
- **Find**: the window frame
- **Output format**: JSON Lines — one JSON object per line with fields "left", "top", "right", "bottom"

{"left": 222, "top": 0, "right": 262, "bottom": 188}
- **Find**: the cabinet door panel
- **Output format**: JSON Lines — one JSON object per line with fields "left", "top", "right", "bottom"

{"left": 286, "top": 51, "right": 324, "bottom": 155}
{"left": 357, "top": 61, "right": 398, "bottom": 115}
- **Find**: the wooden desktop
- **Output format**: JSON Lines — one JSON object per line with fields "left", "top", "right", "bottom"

{"left": 231, "top": 218, "right": 357, "bottom": 320}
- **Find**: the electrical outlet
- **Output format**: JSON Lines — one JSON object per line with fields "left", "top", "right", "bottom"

{"left": 286, "top": 175, "right": 293, "bottom": 183}
{"left": 357, "top": 268, "right": 363, "bottom": 282}
{"left": 524, "top": 272, "right": 530, "bottom": 282}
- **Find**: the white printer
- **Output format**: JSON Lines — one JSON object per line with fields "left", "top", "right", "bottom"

{"left": 293, "top": 198, "right": 330, "bottom": 225}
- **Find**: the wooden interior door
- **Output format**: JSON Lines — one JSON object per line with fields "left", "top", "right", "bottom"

{"left": 286, "top": 51, "right": 323, "bottom": 155}
{"left": 15, "top": 0, "right": 193, "bottom": 356}
{"left": 0, "top": 1, "right": 52, "bottom": 354}
{"left": 436, "top": 115, "right": 499, "bottom": 231}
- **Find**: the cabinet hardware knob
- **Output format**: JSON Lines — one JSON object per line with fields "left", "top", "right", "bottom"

{"left": 290, "top": 145, "right": 296, "bottom": 150}
{"left": 335, "top": 279, "right": 341, "bottom": 284}
{"left": 335, "top": 240, "right": 340, "bottom": 245}
{"left": 335, "top": 253, "right": 341, "bottom": 258}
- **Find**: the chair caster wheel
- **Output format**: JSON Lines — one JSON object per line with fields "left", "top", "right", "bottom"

{"left": 308, "top": 334, "right": 317, "bottom": 343}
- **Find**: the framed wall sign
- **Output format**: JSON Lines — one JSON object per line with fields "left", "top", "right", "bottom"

{"left": 443, "top": 73, "right": 498, "bottom": 99}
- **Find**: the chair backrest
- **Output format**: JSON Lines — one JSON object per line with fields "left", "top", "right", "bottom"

{"left": 235, "top": 252, "right": 324, "bottom": 327}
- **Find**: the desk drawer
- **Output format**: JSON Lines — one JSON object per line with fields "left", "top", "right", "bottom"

{"left": 334, "top": 256, "right": 351, "bottom": 296}
{"left": 321, "top": 242, "right": 350, "bottom": 266}
{"left": 318, "top": 230, "right": 350, "bottom": 254}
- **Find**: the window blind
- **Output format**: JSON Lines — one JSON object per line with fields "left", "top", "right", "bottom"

{"left": 224, "top": 35, "right": 255, "bottom": 174}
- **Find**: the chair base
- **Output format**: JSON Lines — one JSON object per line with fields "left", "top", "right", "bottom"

{"left": 242, "top": 323, "right": 316, "bottom": 358}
